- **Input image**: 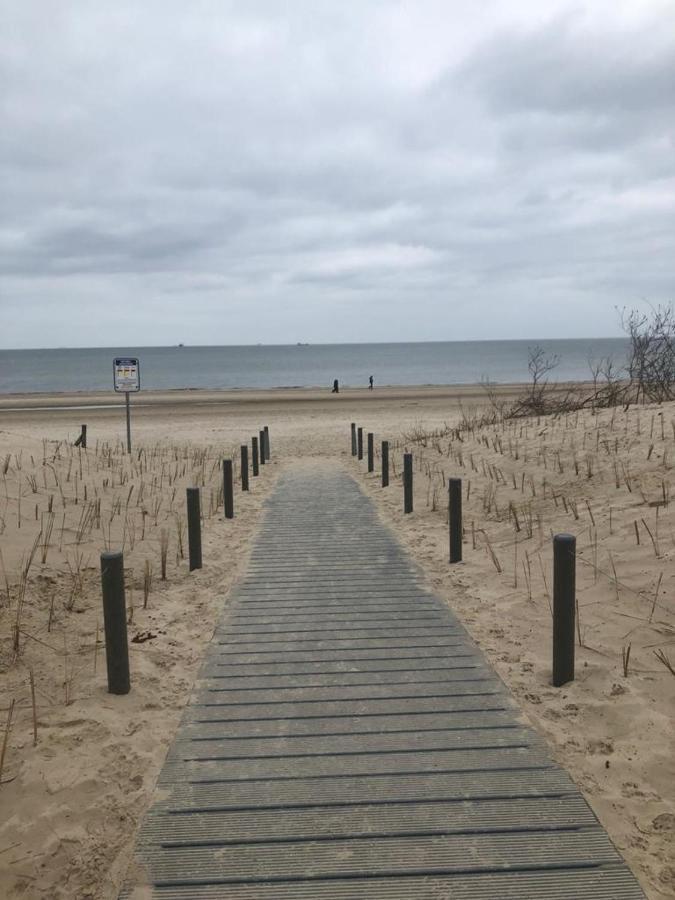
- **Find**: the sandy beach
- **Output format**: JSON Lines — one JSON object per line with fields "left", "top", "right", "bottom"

{"left": 0, "top": 386, "right": 673, "bottom": 898}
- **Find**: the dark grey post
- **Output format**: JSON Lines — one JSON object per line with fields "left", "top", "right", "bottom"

{"left": 240, "top": 445, "right": 249, "bottom": 491}
{"left": 223, "top": 459, "right": 234, "bottom": 519}
{"left": 100, "top": 551, "right": 130, "bottom": 695}
{"left": 381, "top": 440, "right": 389, "bottom": 487}
{"left": 263, "top": 426, "right": 270, "bottom": 460}
{"left": 351, "top": 423, "right": 357, "bottom": 456}
{"left": 125, "top": 392, "right": 132, "bottom": 454}
{"left": 367, "top": 433, "right": 374, "bottom": 472}
{"left": 553, "top": 533, "right": 576, "bottom": 687}
{"left": 403, "top": 453, "right": 413, "bottom": 513}
{"left": 186, "top": 487, "right": 202, "bottom": 571}
{"left": 449, "top": 478, "right": 462, "bottom": 563}
{"left": 357, "top": 427, "right": 364, "bottom": 460}
{"left": 259, "top": 430, "right": 266, "bottom": 466}
{"left": 81, "top": 425, "right": 87, "bottom": 449}
{"left": 252, "top": 436, "right": 259, "bottom": 476}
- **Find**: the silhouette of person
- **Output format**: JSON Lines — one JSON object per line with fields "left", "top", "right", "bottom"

{"left": 369, "top": 375, "right": 374, "bottom": 390}
{"left": 332, "top": 379, "right": 339, "bottom": 393}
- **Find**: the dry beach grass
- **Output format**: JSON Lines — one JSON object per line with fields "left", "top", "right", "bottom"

{"left": 0, "top": 385, "right": 673, "bottom": 898}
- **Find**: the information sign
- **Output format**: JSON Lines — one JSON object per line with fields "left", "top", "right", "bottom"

{"left": 113, "top": 358, "right": 141, "bottom": 393}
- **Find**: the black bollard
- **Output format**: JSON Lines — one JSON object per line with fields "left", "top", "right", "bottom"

{"left": 186, "top": 487, "right": 202, "bottom": 571}
{"left": 100, "top": 551, "right": 130, "bottom": 695}
{"left": 449, "top": 478, "right": 462, "bottom": 563}
{"left": 553, "top": 533, "right": 576, "bottom": 687}
{"left": 381, "top": 440, "right": 389, "bottom": 487}
{"left": 223, "top": 459, "right": 234, "bottom": 519}
{"left": 240, "top": 445, "right": 249, "bottom": 491}
{"left": 357, "top": 427, "right": 364, "bottom": 460}
{"left": 351, "top": 423, "right": 357, "bottom": 456}
{"left": 252, "top": 436, "right": 259, "bottom": 476}
{"left": 403, "top": 453, "right": 413, "bottom": 513}
{"left": 367, "top": 432, "right": 374, "bottom": 473}
{"left": 259, "top": 430, "right": 266, "bottom": 466}
{"left": 264, "top": 425, "right": 270, "bottom": 460}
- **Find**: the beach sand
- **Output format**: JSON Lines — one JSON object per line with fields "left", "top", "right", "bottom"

{"left": 0, "top": 386, "right": 673, "bottom": 898}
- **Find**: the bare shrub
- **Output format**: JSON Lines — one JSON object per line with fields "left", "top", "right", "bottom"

{"left": 622, "top": 304, "right": 675, "bottom": 403}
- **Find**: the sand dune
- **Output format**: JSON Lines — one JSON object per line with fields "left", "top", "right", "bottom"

{"left": 0, "top": 387, "right": 672, "bottom": 898}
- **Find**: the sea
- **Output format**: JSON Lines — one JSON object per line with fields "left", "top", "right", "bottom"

{"left": 0, "top": 339, "right": 629, "bottom": 395}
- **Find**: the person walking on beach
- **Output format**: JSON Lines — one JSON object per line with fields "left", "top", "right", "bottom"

{"left": 369, "top": 375, "right": 374, "bottom": 390}
{"left": 332, "top": 378, "right": 339, "bottom": 394}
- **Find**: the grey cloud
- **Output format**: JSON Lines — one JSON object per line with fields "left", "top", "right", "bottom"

{"left": 1, "top": 2, "right": 674, "bottom": 347}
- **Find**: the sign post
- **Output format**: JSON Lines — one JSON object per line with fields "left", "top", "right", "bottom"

{"left": 113, "top": 358, "right": 140, "bottom": 454}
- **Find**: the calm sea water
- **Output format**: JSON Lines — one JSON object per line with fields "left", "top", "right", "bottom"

{"left": 0, "top": 340, "right": 629, "bottom": 394}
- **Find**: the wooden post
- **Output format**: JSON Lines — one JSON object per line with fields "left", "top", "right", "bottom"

{"left": 252, "top": 436, "right": 259, "bottom": 476}
{"left": 367, "top": 433, "right": 374, "bottom": 473}
{"left": 264, "top": 426, "right": 270, "bottom": 460}
{"left": 351, "top": 423, "right": 357, "bottom": 456}
{"left": 357, "top": 427, "right": 364, "bottom": 460}
{"left": 186, "top": 487, "right": 202, "bottom": 571}
{"left": 240, "top": 445, "right": 249, "bottom": 491}
{"left": 223, "top": 459, "right": 234, "bottom": 519}
{"left": 553, "top": 533, "right": 576, "bottom": 686}
{"left": 381, "top": 440, "right": 389, "bottom": 487}
{"left": 449, "top": 478, "right": 462, "bottom": 563}
{"left": 74, "top": 424, "right": 88, "bottom": 449}
{"left": 100, "top": 551, "right": 130, "bottom": 694}
{"left": 403, "top": 453, "right": 413, "bottom": 513}
{"left": 259, "top": 430, "right": 266, "bottom": 466}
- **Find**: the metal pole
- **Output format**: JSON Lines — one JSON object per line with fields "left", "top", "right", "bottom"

{"left": 100, "top": 551, "right": 130, "bottom": 694}
{"left": 264, "top": 426, "right": 270, "bottom": 460}
{"left": 553, "top": 533, "right": 576, "bottom": 687}
{"left": 449, "top": 478, "right": 462, "bottom": 563}
{"left": 351, "top": 423, "right": 357, "bottom": 456}
{"left": 357, "top": 427, "right": 364, "bottom": 460}
{"left": 223, "top": 459, "right": 234, "bottom": 519}
{"left": 186, "top": 487, "right": 202, "bottom": 571}
{"left": 381, "top": 440, "right": 389, "bottom": 487}
{"left": 125, "top": 392, "right": 131, "bottom": 454}
{"left": 259, "top": 430, "right": 266, "bottom": 466}
{"left": 367, "top": 432, "right": 374, "bottom": 473}
{"left": 252, "top": 436, "right": 259, "bottom": 476}
{"left": 240, "top": 445, "right": 249, "bottom": 491}
{"left": 403, "top": 453, "right": 413, "bottom": 513}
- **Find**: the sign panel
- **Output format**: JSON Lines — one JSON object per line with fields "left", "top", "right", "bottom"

{"left": 113, "top": 357, "right": 141, "bottom": 393}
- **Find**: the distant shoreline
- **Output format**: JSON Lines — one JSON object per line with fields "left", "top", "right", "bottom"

{"left": 0, "top": 381, "right": 596, "bottom": 412}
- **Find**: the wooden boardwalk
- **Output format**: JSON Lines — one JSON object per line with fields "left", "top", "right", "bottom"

{"left": 122, "top": 463, "right": 644, "bottom": 898}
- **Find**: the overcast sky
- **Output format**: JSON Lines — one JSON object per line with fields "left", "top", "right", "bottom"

{"left": 1, "top": 0, "right": 674, "bottom": 348}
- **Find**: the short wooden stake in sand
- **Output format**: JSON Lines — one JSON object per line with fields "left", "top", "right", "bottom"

{"left": 263, "top": 425, "right": 270, "bottom": 460}
{"left": 100, "top": 551, "right": 130, "bottom": 695}
{"left": 351, "top": 423, "right": 357, "bottom": 456}
{"left": 223, "top": 459, "right": 234, "bottom": 519}
{"left": 381, "top": 440, "right": 389, "bottom": 487}
{"left": 186, "top": 487, "right": 202, "bottom": 571}
{"left": 357, "top": 427, "right": 364, "bottom": 460}
{"left": 553, "top": 533, "right": 576, "bottom": 687}
{"left": 403, "top": 453, "right": 413, "bottom": 513}
{"left": 367, "top": 432, "right": 374, "bottom": 472}
{"left": 449, "top": 477, "right": 462, "bottom": 563}
{"left": 259, "top": 431, "right": 266, "bottom": 466}
{"left": 240, "top": 445, "right": 249, "bottom": 492}
{"left": 252, "top": 436, "right": 260, "bottom": 476}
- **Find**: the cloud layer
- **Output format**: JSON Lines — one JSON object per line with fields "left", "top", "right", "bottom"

{"left": 1, "top": 0, "right": 674, "bottom": 347}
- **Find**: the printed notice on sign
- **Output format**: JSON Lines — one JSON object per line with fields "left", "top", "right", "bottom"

{"left": 113, "top": 357, "right": 141, "bottom": 393}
